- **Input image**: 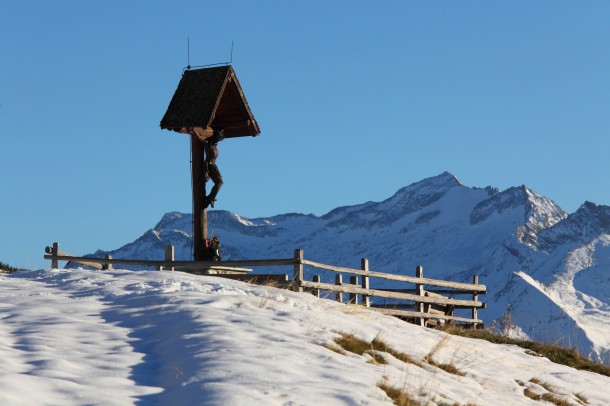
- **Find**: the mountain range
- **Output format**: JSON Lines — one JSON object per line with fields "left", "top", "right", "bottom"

{"left": 88, "top": 172, "right": 610, "bottom": 364}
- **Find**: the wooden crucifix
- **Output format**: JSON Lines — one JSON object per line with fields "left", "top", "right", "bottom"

{"left": 160, "top": 66, "right": 260, "bottom": 261}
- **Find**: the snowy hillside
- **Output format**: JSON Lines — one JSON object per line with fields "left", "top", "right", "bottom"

{"left": 88, "top": 172, "right": 610, "bottom": 364}
{"left": 2, "top": 268, "right": 609, "bottom": 405}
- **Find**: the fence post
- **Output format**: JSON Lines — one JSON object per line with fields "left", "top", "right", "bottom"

{"left": 361, "top": 258, "right": 370, "bottom": 307}
{"left": 349, "top": 276, "right": 359, "bottom": 305}
{"left": 335, "top": 274, "right": 343, "bottom": 302}
{"left": 416, "top": 265, "right": 425, "bottom": 327}
{"left": 103, "top": 254, "right": 113, "bottom": 270}
{"left": 472, "top": 275, "right": 479, "bottom": 328}
{"left": 51, "top": 242, "right": 59, "bottom": 269}
{"left": 293, "top": 249, "right": 304, "bottom": 293}
{"left": 165, "top": 245, "right": 175, "bottom": 271}
{"left": 312, "top": 275, "right": 320, "bottom": 297}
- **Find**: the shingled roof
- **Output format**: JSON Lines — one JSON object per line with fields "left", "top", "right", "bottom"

{"left": 160, "top": 65, "right": 260, "bottom": 138}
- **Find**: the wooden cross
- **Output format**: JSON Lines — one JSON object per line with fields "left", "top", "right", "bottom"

{"left": 160, "top": 66, "right": 260, "bottom": 260}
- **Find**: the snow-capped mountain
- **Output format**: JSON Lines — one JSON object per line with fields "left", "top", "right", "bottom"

{"left": 89, "top": 172, "right": 610, "bottom": 364}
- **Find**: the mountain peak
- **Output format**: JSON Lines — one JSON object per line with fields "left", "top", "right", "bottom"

{"left": 390, "top": 172, "right": 462, "bottom": 200}
{"left": 155, "top": 211, "right": 192, "bottom": 233}
{"left": 538, "top": 201, "right": 610, "bottom": 248}
{"left": 364, "top": 172, "right": 464, "bottom": 220}
{"left": 579, "top": 201, "right": 610, "bottom": 232}
{"left": 417, "top": 171, "right": 463, "bottom": 188}
{"left": 469, "top": 184, "right": 566, "bottom": 246}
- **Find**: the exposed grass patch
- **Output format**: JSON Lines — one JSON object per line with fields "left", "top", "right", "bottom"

{"left": 367, "top": 352, "right": 387, "bottom": 365}
{"left": 331, "top": 333, "right": 468, "bottom": 405}
{"left": 523, "top": 387, "right": 539, "bottom": 401}
{"left": 334, "top": 333, "right": 372, "bottom": 356}
{"left": 322, "top": 343, "right": 346, "bottom": 355}
{"left": 575, "top": 392, "right": 589, "bottom": 405}
{"left": 426, "top": 359, "right": 464, "bottom": 376}
{"left": 524, "top": 378, "right": 574, "bottom": 406}
{"left": 539, "top": 393, "right": 572, "bottom": 406}
{"left": 330, "top": 332, "right": 417, "bottom": 366}
{"left": 529, "top": 377, "right": 555, "bottom": 392}
{"left": 524, "top": 390, "right": 571, "bottom": 406}
{"left": 333, "top": 332, "right": 464, "bottom": 375}
{"left": 446, "top": 328, "right": 610, "bottom": 377}
{"left": 371, "top": 337, "right": 417, "bottom": 365}
{"left": 377, "top": 381, "right": 420, "bottom": 406}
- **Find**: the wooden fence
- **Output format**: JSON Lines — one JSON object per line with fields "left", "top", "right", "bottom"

{"left": 44, "top": 243, "right": 486, "bottom": 327}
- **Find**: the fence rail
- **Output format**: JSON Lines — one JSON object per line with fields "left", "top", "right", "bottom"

{"left": 44, "top": 243, "right": 486, "bottom": 327}
{"left": 300, "top": 259, "right": 486, "bottom": 292}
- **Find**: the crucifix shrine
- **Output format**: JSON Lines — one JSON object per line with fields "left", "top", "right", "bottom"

{"left": 160, "top": 65, "right": 260, "bottom": 261}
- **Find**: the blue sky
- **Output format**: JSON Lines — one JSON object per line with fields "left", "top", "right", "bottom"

{"left": 2, "top": 1, "right": 610, "bottom": 269}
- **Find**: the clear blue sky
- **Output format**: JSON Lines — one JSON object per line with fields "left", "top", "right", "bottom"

{"left": 2, "top": 1, "right": 610, "bottom": 269}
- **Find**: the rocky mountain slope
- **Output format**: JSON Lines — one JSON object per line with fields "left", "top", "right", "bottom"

{"left": 88, "top": 172, "right": 610, "bottom": 364}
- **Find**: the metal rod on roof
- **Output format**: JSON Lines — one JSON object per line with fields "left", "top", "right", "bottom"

{"left": 187, "top": 37, "right": 191, "bottom": 69}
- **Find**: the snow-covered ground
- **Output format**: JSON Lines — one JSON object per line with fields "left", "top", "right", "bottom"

{"left": 2, "top": 268, "right": 609, "bottom": 405}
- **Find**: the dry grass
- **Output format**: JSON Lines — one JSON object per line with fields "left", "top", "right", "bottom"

{"left": 329, "top": 332, "right": 418, "bottom": 366}
{"left": 539, "top": 394, "right": 572, "bottom": 406}
{"left": 326, "top": 333, "right": 422, "bottom": 404}
{"left": 333, "top": 333, "right": 372, "bottom": 356}
{"left": 424, "top": 333, "right": 451, "bottom": 361}
{"left": 332, "top": 331, "right": 466, "bottom": 376}
{"left": 322, "top": 343, "right": 347, "bottom": 355}
{"left": 331, "top": 333, "right": 386, "bottom": 364}
{"left": 523, "top": 387, "right": 540, "bottom": 401}
{"left": 425, "top": 359, "right": 464, "bottom": 376}
{"left": 525, "top": 378, "right": 575, "bottom": 406}
{"left": 257, "top": 292, "right": 271, "bottom": 308}
{"left": 523, "top": 390, "right": 571, "bottom": 406}
{"left": 329, "top": 332, "right": 476, "bottom": 405}
{"left": 367, "top": 352, "right": 388, "bottom": 365}
{"left": 422, "top": 334, "right": 465, "bottom": 376}
{"left": 529, "top": 377, "right": 555, "bottom": 392}
{"left": 575, "top": 392, "right": 589, "bottom": 405}
{"left": 370, "top": 336, "right": 418, "bottom": 365}
{"left": 377, "top": 381, "right": 420, "bottom": 406}
{"left": 443, "top": 327, "right": 610, "bottom": 377}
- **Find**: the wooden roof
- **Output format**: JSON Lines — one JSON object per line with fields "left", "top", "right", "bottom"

{"left": 160, "top": 65, "right": 260, "bottom": 138}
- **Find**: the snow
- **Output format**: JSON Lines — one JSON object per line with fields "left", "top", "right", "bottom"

{"left": 2, "top": 268, "right": 610, "bottom": 405}
{"left": 74, "top": 172, "right": 610, "bottom": 365}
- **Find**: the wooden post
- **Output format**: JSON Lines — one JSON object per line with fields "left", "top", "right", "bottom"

{"left": 472, "top": 275, "right": 479, "bottom": 329}
{"left": 102, "top": 254, "right": 113, "bottom": 270}
{"left": 335, "top": 274, "right": 343, "bottom": 302}
{"left": 361, "top": 258, "right": 370, "bottom": 307}
{"left": 312, "top": 275, "right": 320, "bottom": 297}
{"left": 349, "top": 276, "right": 359, "bottom": 305}
{"left": 416, "top": 265, "right": 425, "bottom": 327}
{"left": 51, "top": 242, "right": 59, "bottom": 269}
{"left": 165, "top": 245, "right": 175, "bottom": 271}
{"left": 293, "top": 249, "right": 304, "bottom": 293}
{"left": 191, "top": 133, "right": 208, "bottom": 261}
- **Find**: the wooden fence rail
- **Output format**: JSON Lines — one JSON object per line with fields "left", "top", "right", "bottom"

{"left": 44, "top": 243, "right": 486, "bottom": 327}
